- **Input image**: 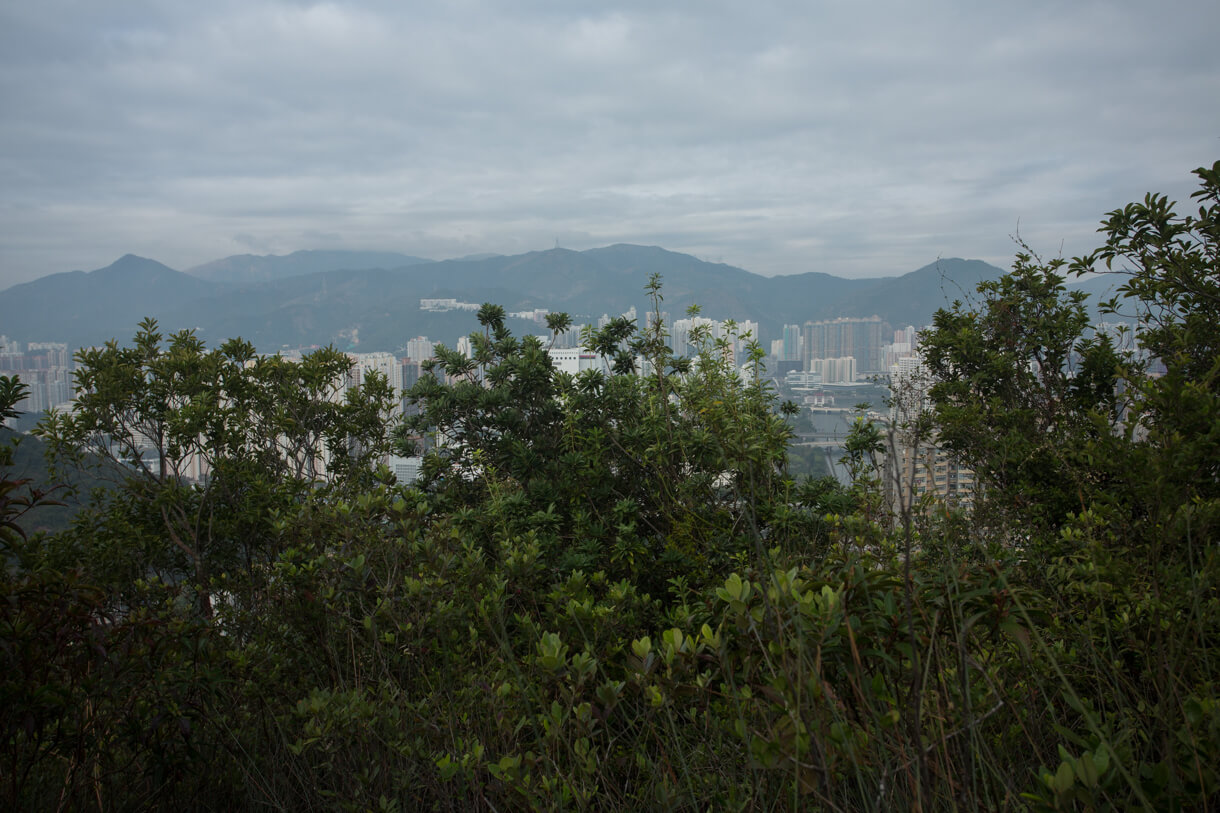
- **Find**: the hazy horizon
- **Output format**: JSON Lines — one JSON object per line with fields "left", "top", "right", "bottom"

{"left": 2, "top": 1, "right": 1218, "bottom": 289}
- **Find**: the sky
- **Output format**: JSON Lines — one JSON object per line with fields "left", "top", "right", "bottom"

{"left": 1, "top": 0, "right": 1218, "bottom": 289}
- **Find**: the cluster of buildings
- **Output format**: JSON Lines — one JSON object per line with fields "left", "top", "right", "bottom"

{"left": 0, "top": 337, "right": 75, "bottom": 418}
{"left": 770, "top": 318, "right": 920, "bottom": 382}
{"left": 3, "top": 308, "right": 975, "bottom": 515}
{"left": 415, "top": 298, "right": 927, "bottom": 392}
{"left": 759, "top": 314, "right": 978, "bottom": 514}
{"left": 7, "top": 295, "right": 1146, "bottom": 524}
{"left": 535, "top": 305, "right": 763, "bottom": 369}
{"left": 768, "top": 320, "right": 922, "bottom": 419}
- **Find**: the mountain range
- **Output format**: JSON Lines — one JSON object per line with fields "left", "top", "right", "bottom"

{"left": 188, "top": 250, "right": 434, "bottom": 284}
{"left": 1, "top": 245, "right": 1025, "bottom": 353}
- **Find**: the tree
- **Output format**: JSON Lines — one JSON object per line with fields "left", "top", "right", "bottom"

{"left": 1069, "top": 160, "right": 1220, "bottom": 563}
{"left": 919, "top": 250, "right": 1128, "bottom": 539}
{"left": 918, "top": 161, "right": 1220, "bottom": 806}
{"left": 921, "top": 161, "right": 1220, "bottom": 554}
{"left": 35, "top": 320, "right": 397, "bottom": 615}
{"left": 2, "top": 376, "right": 36, "bottom": 552}
{"left": 401, "top": 278, "right": 818, "bottom": 592}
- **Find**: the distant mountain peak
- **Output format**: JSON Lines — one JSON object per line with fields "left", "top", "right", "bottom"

{"left": 108, "top": 253, "right": 162, "bottom": 267}
{"left": 97, "top": 255, "right": 183, "bottom": 279}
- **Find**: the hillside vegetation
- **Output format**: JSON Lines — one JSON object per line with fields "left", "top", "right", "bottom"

{"left": 0, "top": 246, "right": 1001, "bottom": 352}
{"left": 2, "top": 161, "right": 1218, "bottom": 810}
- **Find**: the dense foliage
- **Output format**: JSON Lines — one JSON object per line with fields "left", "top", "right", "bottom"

{"left": 400, "top": 287, "right": 828, "bottom": 596}
{"left": 1, "top": 162, "right": 1218, "bottom": 810}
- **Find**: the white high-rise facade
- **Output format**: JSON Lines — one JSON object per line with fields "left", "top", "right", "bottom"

{"left": 348, "top": 352, "right": 403, "bottom": 392}
{"left": 405, "top": 337, "right": 436, "bottom": 363}
{"left": 547, "top": 347, "right": 609, "bottom": 376}
{"left": 781, "top": 324, "right": 802, "bottom": 362}
{"left": 809, "top": 356, "right": 857, "bottom": 384}
{"left": 671, "top": 317, "right": 760, "bottom": 365}
{"left": 348, "top": 352, "right": 405, "bottom": 418}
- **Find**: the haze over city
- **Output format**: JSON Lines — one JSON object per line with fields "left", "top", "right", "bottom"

{"left": 2, "top": 0, "right": 1218, "bottom": 290}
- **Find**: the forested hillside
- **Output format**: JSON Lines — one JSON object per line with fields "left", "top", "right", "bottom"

{"left": 0, "top": 246, "right": 1002, "bottom": 352}
{"left": 2, "top": 162, "right": 1218, "bottom": 810}
{"left": 0, "top": 427, "right": 114, "bottom": 535}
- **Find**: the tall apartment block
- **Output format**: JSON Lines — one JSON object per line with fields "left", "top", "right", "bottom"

{"left": 802, "top": 316, "right": 886, "bottom": 376}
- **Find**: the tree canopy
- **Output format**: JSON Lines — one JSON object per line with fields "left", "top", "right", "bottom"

{"left": 3, "top": 163, "right": 1219, "bottom": 810}
{"left": 400, "top": 280, "right": 823, "bottom": 593}
{"left": 32, "top": 320, "right": 398, "bottom": 614}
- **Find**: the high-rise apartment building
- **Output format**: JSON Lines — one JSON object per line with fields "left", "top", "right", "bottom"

{"left": 646, "top": 310, "right": 671, "bottom": 335}
{"left": 401, "top": 360, "right": 420, "bottom": 390}
{"left": 809, "top": 356, "right": 857, "bottom": 384}
{"left": 802, "top": 316, "right": 887, "bottom": 374}
{"left": 781, "top": 324, "right": 802, "bottom": 363}
{"left": 347, "top": 352, "right": 403, "bottom": 392}
{"left": 347, "top": 352, "right": 405, "bottom": 417}
{"left": 671, "top": 317, "right": 760, "bottom": 365}
{"left": 0, "top": 342, "right": 76, "bottom": 423}
{"left": 405, "top": 337, "right": 436, "bottom": 364}
{"left": 26, "top": 342, "right": 71, "bottom": 368}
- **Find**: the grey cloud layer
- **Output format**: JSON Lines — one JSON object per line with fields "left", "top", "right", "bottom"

{"left": 2, "top": 0, "right": 1217, "bottom": 286}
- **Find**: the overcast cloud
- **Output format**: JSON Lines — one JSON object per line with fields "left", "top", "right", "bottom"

{"left": 1, "top": 0, "right": 1218, "bottom": 288}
